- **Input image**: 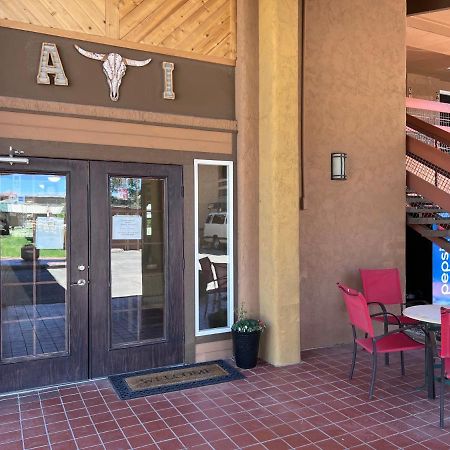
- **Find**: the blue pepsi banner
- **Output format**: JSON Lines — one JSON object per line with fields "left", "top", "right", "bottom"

{"left": 433, "top": 243, "right": 450, "bottom": 305}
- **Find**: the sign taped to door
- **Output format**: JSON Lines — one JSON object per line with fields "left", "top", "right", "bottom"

{"left": 35, "top": 216, "right": 65, "bottom": 249}
{"left": 112, "top": 215, "right": 142, "bottom": 240}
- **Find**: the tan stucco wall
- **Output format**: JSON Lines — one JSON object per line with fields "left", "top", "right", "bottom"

{"left": 236, "top": 0, "right": 259, "bottom": 317}
{"left": 407, "top": 73, "right": 450, "bottom": 100}
{"left": 259, "top": 0, "right": 300, "bottom": 365}
{"left": 300, "top": 0, "right": 406, "bottom": 349}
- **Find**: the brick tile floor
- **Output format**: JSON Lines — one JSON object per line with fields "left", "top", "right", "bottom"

{"left": 1, "top": 345, "right": 450, "bottom": 449}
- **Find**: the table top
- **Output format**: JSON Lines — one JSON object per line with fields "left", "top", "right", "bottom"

{"left": 403, "top": 304, "right": 442, "bottom": 324}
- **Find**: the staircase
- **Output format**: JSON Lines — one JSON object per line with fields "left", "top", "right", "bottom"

{"left": 406, "top": 97, "right": 450, "bottom": 253}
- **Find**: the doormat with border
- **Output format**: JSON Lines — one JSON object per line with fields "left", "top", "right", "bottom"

{"left": 109, "top": 360, "right": 245, "bottom": 400}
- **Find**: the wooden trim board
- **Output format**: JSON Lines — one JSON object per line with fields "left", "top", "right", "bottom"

{"left": 195, "top": 340, "right": 232, "bottom": 363}
{"left": 0, "top": 96, "right": 237, "bottom": 133}
{"left": 0, "top": 111, "right": 233, "bottom": 154}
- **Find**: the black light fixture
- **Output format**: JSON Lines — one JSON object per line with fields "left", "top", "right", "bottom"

{"left": 331, "top": 153, "right": 347, "bottom": 180}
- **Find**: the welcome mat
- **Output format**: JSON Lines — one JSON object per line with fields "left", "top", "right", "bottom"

{"left": 109, "top": 360, "right": 244, "bottom": 400}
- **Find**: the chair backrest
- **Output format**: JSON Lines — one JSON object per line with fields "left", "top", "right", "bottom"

{"left": 359, "top": 268, "right": 402, "bottom": 305}
{"left": 212, "top": 262, "right": 227, "bottom": 290}
{"left": 441, "top": 308, "right": 450, "bottom": 377}
{"left": 199, "top": 257, "right": 216, "bottom": 284}
{"left": 337, "top": 283, "right": 374, "bottom": 337}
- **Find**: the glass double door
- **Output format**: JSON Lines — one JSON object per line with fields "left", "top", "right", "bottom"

{"left": 0, "top": 159, "right": 183, "bottom": 393}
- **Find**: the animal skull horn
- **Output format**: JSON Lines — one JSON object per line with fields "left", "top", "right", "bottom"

{"left": 123, "top": 57, "right": 153, "bottom": 67}
{"left": 74, "top": 45, "right": 152, "bottom": 101}
{"left": 74, "top": 45, "right": 106, "bottom": 61}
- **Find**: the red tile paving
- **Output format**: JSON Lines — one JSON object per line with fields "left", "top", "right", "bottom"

{"left": 0, "top": 345, "right": 450, "bottom": 449}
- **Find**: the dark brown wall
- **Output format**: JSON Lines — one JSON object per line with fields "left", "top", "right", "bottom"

{"left": 0, "top": 27, "right": 235, "bottom": 120}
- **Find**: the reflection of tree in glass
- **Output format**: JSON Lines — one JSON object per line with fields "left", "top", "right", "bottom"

{"left": 110, "top": 178, "right": 142, "bottom": 207}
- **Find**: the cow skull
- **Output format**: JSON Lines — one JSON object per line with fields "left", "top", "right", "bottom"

{"left": 74, "top": 45, "right": 151, "bottom": 101}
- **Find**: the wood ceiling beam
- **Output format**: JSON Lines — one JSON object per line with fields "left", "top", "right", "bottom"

{"left": 407, "top": 16, "right": 450, "bottom": 38}
{"left": 407, "top": 0, "right": 450, "bottom": 16}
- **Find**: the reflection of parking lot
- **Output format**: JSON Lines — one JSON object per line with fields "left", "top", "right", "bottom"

{"left": 2, "top": 250, "right": 146, "bottom": 297}
{"left": 199, "top": 246, "right": 228, "bottom": 257}
{"left": 111, "top": 249, "right": 142, "bottom": 297}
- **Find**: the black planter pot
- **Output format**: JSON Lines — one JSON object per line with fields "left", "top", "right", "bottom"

{"left": 232, "top": 329, "right": 261, "bottom": 369}
{"left": 21, "top": 244, "right": 39, "bottom": 262}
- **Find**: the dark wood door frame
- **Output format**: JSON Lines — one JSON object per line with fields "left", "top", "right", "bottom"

{"left": 89, "top": 161, "right": 184, "bottom": 378}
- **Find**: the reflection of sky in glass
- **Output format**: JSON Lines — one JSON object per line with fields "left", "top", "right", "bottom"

{"left": 0, "top": 174, "right": 66, "bottom": 197}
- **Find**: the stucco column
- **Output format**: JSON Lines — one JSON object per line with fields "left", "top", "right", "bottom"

{"left": 259, "top": 0, "right": 300, "bottom": 365}
{"left": 236, "top": 0, "right": 259, "bottom": 317}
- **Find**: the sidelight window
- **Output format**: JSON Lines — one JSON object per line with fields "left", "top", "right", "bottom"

{"left": 194, "top": 160, "right": 233, "bottom": 336}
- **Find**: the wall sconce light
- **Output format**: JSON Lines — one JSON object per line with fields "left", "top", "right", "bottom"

{"left": 331, "top": 153, "right": 347, "bottom": 180}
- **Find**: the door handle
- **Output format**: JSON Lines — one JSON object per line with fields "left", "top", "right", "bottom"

{"left": 71, "top": 279, "right": 87, "bottom": 286}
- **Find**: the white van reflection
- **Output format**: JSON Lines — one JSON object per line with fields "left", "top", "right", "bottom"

{"left": 203, "top": 212, "right": 227, "bottom": 250}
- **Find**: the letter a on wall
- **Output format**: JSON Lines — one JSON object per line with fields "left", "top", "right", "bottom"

{"left": 37, "top": 43, "right": 68, "bottom": 86}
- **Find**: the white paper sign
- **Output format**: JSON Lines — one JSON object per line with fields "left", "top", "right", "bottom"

{"left": 35, "top": 217, "right": 65, "bottom": 249}
{"left": 112, "top": 215, "right": 142, "bottom": 240}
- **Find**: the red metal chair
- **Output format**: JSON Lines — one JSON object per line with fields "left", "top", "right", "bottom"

{"left": 439, "top": 307, "right": 450, "bottom": 428}
{"left": 337, "top": 283, "right": 424, "bottom": 399}
{"left": 360, "top": 268, "right": 419, "bottom": 326}
{"left": 360, "top": 268, "right": 424, "bottom": 365}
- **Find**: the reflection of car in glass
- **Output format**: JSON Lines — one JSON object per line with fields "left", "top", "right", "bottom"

{"left": 203, "top": 212, "right": 227, "bottom": 250}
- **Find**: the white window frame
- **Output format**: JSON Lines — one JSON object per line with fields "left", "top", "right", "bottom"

{"left": 194, "top": 159, "right": 234, "bottom": 336}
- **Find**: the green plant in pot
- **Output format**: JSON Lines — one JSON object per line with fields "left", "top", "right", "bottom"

{"left": 231, "top": 304, "right": 266, "bottom": 369}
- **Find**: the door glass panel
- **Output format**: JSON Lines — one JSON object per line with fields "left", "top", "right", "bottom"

{"left": 110, "top": 177, "right": 166, "bottom": 347}
{"left": 0, "top": 173, "right": 67, "bottom": 361}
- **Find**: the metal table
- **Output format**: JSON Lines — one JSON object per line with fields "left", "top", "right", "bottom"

{"left": 403, "top": 304, "right": 441, "bottom": 399}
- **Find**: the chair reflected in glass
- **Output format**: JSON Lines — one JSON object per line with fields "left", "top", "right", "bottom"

{"left": 198, "top": 257, "right": 227, "bottom": 328}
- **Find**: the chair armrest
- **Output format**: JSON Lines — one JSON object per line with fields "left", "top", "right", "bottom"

{"left": 368, "top": 301, "right": 394, "bottom": 327}
{"left": 367, "top": 301, "right": 388, "bottom": 313}
{"left": 373, "top": 325, "right": 420, "bottom": 342}
{"left": 370, "top": 312, "right": 401, "bottom": 327}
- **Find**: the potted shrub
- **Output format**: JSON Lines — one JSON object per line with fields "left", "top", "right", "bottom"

{"left": 231, "top": 304, "right": 266, "bottom": 369}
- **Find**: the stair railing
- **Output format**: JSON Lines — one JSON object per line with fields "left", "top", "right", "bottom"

{"left": 406, "top": 97, "right": 450, "bottom": 204}
{"left": 405, "top": 97, "right": 450, "bottom": 251}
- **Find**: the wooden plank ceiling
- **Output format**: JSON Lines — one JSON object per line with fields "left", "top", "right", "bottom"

{"left": 0, "top": 0, "right": 236, "bottom": 63}
{"left": 407, "top": 9, "right": 450, "bottom": 82}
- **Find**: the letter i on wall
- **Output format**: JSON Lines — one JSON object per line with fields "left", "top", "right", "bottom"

{"left": 162, "top": 62, "right": 175, "bottom": 100}
{"left": 37, "top": 43, "right": 68, "bottom": 86}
